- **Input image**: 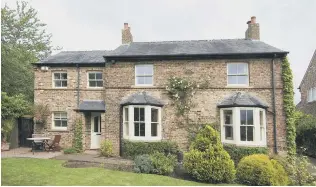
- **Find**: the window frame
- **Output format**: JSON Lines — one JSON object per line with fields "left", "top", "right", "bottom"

{"left": 220, "top": 107, "right": 266, "bottom": 147}
{"left": 87, "top": 71, "right": 103, "bottom": 88}
{"left": 122, "top": 105, "right": 161, "bottom": 141}
{"left": 52, "top": 72, "right": 68, "bottom": 88}
{"left": 52, "top": 112, "right": 68, "bottom": 130}
{"left": 308, "top": 87, "right": 316, "bottom": 102}
{"left": 135, "top": 64, "right": 154, "bottom": 86}
{"left": 227, "top": 63, "right": 249, "bottom": 86}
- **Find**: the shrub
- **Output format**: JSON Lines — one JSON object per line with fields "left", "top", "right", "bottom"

{"left": 223, "top": 144, "right": 268, "bottom": 165}
{"left": 272, "top": 154, "right": 316, "bottom": 186}
{"left": 73, "top": 119, "right": 83, "bottom": 153}
{"left": 150, "top": 152, "right": 177, "bottom": 175}
{"left": 236, "top": 154, "right": 289, "bottom": 186}
{"left": 184, "top": 125, "right": 236, "bottom": 183}
{"left": 122, "top": 140, "right": 179, "bottom": 158}
{"left": 100, "top": 140, "right": 113, "bottom": 157}
{"left": 295, "top": 115, "right": 316, "bottom": 158}
{"left": 63, "top": 147, "right": 77, "bottom": 154}
{"left": 133, "top": 154, "right": 154, "bottom": 174}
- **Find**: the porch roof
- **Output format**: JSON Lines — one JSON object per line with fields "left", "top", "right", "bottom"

{"left": 78, "top": 100, "right": 106, "bottom": 112}
{"left": 217, "top": 92, "right": 268, "bottom": 109}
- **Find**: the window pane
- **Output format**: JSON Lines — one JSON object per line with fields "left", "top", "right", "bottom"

{"left": 151, "top": 108, "right": 158, "bottom": 122}
{"left": 54, "top": 73, "right": 60, "bottom": 79}
{"left": 151, "top": 123, "right": 158, "bottom": 136}
{"left": 136, "top": 65, "right": 153, "bottom": 75}
{"left": 228, "top": 76, "right": 238, "bottom": 84}
{"left": 96, "top": 73, "right": 102, "bottom": 79}
{"left": 55, "top": 80, "right": 61, "bottom": 87}
{"left": 134, "top": 123, "right": 139, "bottom": 136}
{"left": 89, "top": 73, "right": 95, "bottom": 79}
{"left": 313, "top": 88, "right": 316, "bottom": 100}
{"left": 89, "top": 81, "right": 96, "bottom": 87}
{"left": 124, "top": 108, "right": 129, "bottom": 121}
{"left": 96, "top": 81, "right": 103, "bottom": 87}
{"left": 140, "top": 123, "right": 145, "bottom": 136}
{"left": 237, "top": 75, "right": 248, "bottom": 84}
{"left": 55, "top": 120, "right": 61, "bottom": 127}
{"left": 134, "top": 108, "right": 139, "bottom": 121}
{"left": 240, "top": 126, "right": 246, "bottom": 141}
{"left": 247, "top": 126, "right": 254, "bottom": 141}
{"left": 60, "top": 112, "right": 67, "bottom": 118}
{"left": 240, "top": 110, "right": 246, "bottom": 125}
{"left": 140, "top": 108, "right": 145, "bottom": 121}
{"left": 228, "top": 64, "right": 238, "bottom": 74}
{"left": 260, "top": 111, "right": 263, "bottom": 127}
{"left": 61, "top": 73, "right": 67, "bottom": 79}
{"left": 94, "top": 116, "right": 99, "bottom": 133}
{"left": 247, "top": 110, "right": 253, "bottom": 125}
{"left": 62, "top": 81, "right": 67, "bottom": 87}
{"left": 225, "top": 126, "right": 233, "bottom": 140}
{"left": 260, "top": 127, "right": 264, "bottom": 141}
{"left": 62, "top": 121, "right": 67, "bottom": 127}
{"left": 136, "top": 77, "right": 145, "bottom": 85}
{"left": 144, "top": 76, "right": 153, "bottom": 85}
{"left": 124, "top": 122, "right": 129, "bottom": 136}
{"left": 237, "top": 64, "right": 248, "bottom": 74}
{"left": 224, "top": 110, "right": 233, "bottom": 124}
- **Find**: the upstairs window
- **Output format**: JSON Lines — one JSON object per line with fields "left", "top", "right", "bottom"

{"left": 308, "top": 87, "right": 316, "bottom": 102}
{"left": 135, "top": 65, "right": 153, "bottom": 86}
{"left": 227, "top": 63, "right": 249, "bottom": 86}
{"left": 88, "top": 72, "right": 103, "bottom": 88}
{"left": 53, "top": 72, "right": 67, "bottom": 88}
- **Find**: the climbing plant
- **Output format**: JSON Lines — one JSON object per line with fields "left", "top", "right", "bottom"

{"left": 73, "top": 118, "right": 83, "bottom": 153}
{"left": 165, "top": 77, "right": 198, "bottom": 116}
{"left": 281, "top": 57, "right": 296, "bottom": 160}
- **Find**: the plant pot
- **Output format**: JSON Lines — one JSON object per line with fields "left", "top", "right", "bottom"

{"left": 1, "top": 143, "right": 10, "bottom": 151}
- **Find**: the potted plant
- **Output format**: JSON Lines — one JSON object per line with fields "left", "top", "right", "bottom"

{"left": 1, "top": 119, "right": 14, "bottom": 151}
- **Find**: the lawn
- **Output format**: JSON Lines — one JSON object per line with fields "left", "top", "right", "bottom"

{"left": 1, "top": 158, "right": 234, "bottom": 186}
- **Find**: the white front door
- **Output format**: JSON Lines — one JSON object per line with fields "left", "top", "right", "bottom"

{"left": 91, "top": 113, "right": 101, "bottom": 149}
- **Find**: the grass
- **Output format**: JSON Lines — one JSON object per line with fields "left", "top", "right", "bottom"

{"left": 1, "top": 158, "right": 236, "bottom": 186}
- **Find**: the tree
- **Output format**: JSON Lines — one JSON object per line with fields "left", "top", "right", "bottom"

{"left": 1, "top": 1, "right": 56, "bottom": 101}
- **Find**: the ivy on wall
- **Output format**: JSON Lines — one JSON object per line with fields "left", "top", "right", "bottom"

{"left": 281, "top": 57, "right": 296, "bottom": 158}
{"left": 73, "top": 118, "right": 83, "bottom": 153}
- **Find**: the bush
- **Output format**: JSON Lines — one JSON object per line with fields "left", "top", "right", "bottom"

{"left": 133, "top": 154, "right": 154, "bottom": 174}
{"left": 100, "top": 140, "right": 113, "bottom": 157}
{"left": 296, "top": 115, "right": 316, "bottom": 158}
{"left": 150, "top": 152, "right": 177, "bottom": 175}
{"left": 63, "top": 147, "right": 77, "bottom": 154}
{"left": 236, "top": 154, "right": 289, "bottom": 186}
{"left": 272, "top": 154, "right": 316, "bottom": 185}
{"left": 223, "top": 144, "right": 268, "bottom": 165}
{"left": 122, "top": 140, "right": 179, "bottom": 158}
{"left": 184, "top": 125, "right": 236, "bottom": 183}
{"left": 73, "top": 119, "right": 83, "bottom": 153}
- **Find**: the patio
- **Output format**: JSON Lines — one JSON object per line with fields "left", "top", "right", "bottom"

{"left": 1, "top": 147, "right": 62, "bottom": 159}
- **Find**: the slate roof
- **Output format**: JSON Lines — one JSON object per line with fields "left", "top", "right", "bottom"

{"left": 78, "top": 100, "right": 106, "bottom": 111}
{"left": 38, "top": 50, "right": 110, "bottom": 64}
{"left": 106, "top": 39, "right": 287, "bottom": 57}
{"left": 217, "top": 92, "right": 268, "bottom": 108}
{"left": 120, "top": 92, "right": 165, "bottom": 106}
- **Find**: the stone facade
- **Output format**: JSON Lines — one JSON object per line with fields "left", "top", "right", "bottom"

{"left": 297, "top": 50, "right": 316, "bottom": 116}
{"left": 34, "top": 58, "right": 287, "bottom": 155}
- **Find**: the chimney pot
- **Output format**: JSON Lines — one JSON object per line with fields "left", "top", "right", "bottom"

{"left": 245, "top": 16, "right": 260, "bottom": 40}
{"left": 251, "top": 16, "right": 256, "bottom": 24}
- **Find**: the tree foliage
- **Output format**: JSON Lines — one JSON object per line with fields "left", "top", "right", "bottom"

{"left": 1, "top": 1, "right": 55, "bottom": 101}
{"left": 1, "top": 92, "right": 31, "bottom": 120}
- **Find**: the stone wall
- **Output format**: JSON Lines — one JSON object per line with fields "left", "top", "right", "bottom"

{"left": 34, "top": 58, "right": 287, "bottom": 155}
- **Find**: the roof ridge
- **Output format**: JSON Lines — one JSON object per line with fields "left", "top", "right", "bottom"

{"left": 131, "top": 38, "right": 248, "bottom": 44}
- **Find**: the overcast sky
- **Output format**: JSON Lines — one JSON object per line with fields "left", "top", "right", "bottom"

{"left": 2, "top": 0, "right": 316, "bottom": 103}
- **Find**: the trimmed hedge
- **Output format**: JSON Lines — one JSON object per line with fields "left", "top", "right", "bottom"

{"left": 236, "top": 154, "right": 289, "bottom": 186}
{"left": 223, "top": 144, "right": 268, "bottom": 165}
{"left": 122, "top": 140, "right": 179, "bottom": 158}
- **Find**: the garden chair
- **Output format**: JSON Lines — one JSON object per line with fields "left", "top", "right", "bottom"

{"left": 46, "top": 135, "right": 61, "bottom": 152}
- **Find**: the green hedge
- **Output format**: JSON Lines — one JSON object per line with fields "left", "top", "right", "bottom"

{"left": 122, "top": 140, "right": 179, "bottom": 158}
{"left": 296, "top": 116, "right": 316, "bottom": 158}
{"left": 223, "top": 144, "right": 268, "bottom": 165}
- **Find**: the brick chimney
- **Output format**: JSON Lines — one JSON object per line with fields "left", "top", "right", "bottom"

{"left": 122, "top": 23, "right": 133, "bottom": 44}
{"left": 245, "top": 16, "right": 260, "bottom": 40}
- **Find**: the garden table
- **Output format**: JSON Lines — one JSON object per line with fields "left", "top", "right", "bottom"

{"left": 27, "top": 137, "right": 51, "bottom": 154}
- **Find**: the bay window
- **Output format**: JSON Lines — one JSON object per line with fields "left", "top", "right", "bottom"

{"left": 220, "top": 107, "right": 266, "bottom": 146}
{"left": 123, "top": 105, "right": 161, "bottom": 141}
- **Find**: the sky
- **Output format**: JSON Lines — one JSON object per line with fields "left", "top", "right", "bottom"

{"left": 2, "top": 0, "right": 316, "bottom": 104}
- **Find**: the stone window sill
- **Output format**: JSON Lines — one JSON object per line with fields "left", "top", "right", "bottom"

{"left": 47, "top": 130, "right": 69, "bottom": 132}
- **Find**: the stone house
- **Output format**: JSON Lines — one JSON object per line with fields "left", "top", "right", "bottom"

{"left": 34, "top": 16, "right": 288, "bottom": 156}
{"left": 297, "top": 50, "right": 316, "bottom": 116}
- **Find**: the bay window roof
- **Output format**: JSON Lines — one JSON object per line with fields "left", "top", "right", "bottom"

{"left": 120, "top": 91, "right": 164, "bottom": 107}
{"left": 217, "top": 92, "right": 268, "bottom": 109}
